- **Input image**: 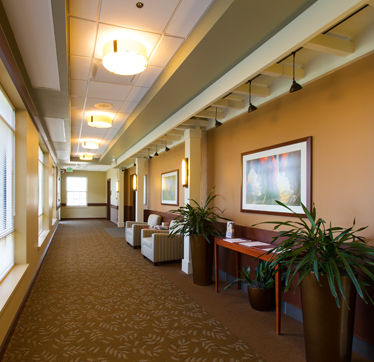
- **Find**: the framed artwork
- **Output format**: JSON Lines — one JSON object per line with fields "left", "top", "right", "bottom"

{"left": 161, "top": 170, "right": 179, "bottom": 206}
{"left": 241, "top": 137, "right": 311, "bottom": 217}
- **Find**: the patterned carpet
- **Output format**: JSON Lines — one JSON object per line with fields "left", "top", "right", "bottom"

{"left": 2, "top": 220, "right": 265, "bottom": 362}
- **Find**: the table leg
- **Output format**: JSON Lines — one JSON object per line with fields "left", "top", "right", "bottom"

{"left": 236, "top": 251, "right": 240, "bottom": 290}
{"left": 275, "top": 264, "right": 281, "bottom": 335}
{"left": 215, "top": 240, "right": 219, "bottom": 293}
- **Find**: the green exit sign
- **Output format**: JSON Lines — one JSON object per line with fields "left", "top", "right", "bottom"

{"left": 66, "top": 167, "right": 73, "bottom": 172}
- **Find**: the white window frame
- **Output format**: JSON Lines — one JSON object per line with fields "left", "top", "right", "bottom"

{"left": 66, "top": 177, "right": 87, "bottom": 206}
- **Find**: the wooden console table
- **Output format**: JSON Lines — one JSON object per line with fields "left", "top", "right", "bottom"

{"left": 214, "top": 236, "right": 281, "bottom": 335}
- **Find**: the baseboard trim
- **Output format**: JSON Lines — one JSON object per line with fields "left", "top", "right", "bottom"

{"left": 0, "top": 223, "right": 59, "bottom": 359}
{"left": 215, "top": 268, "right": 374, "bottom": 362}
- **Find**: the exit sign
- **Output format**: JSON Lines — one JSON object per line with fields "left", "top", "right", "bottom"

{"left": 66, "top": 167, "right": 73, "bottom": 172}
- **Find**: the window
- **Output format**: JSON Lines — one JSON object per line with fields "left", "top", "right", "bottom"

{"left": 0, "top": 87, "right": 15, "bottom": 282}
{"left": 38, "top": 146, "right": 44, "bottom": 235}
{"left": 66, "top": 177, "right": 87, "bottom": 206}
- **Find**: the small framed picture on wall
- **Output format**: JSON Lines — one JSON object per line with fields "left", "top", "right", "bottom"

{"left": 161, "top": 170, "right": 179, "bottom": 206}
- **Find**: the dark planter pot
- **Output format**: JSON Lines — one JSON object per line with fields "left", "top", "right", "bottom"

{"left": 247, "top": 285, "right": 273, "bottom": 311}
{"left": 300, "top": 273, "right": 356, "bottom": 362}
{"left": 190, "top": 235, "right": 214, "bottom": 286}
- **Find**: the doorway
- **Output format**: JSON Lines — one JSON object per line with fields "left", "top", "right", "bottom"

{"left": 107, "top": 178, "right": 111, "bottom": 220}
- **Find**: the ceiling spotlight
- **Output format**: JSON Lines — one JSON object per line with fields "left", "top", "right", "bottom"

{"left": 165, "top": 140, "right": 170, "bottom": 152}
{"left": 289, "top": 51, "right": 302, "bottom": 93}
{"left": 248, "top": 80, "right": 257, "bottom": 113}
{"left": 79, "top": 154, "right": 93, "bottom": 160}
{"left": 134, "top": 158, "right": 136, "bottom": 167}
{"left": 215, "top": 107, "right": 222, "bottom": 128}
{"left": 154, "top": 145, "right": 159, "bottom": 157}
{"left": 136, "top": 2, "right": 144, "bottom": 8}
{"left": 148, "top": 148, "right": 152, "bottom": 160}
{"left": 102, "top": 39, "right": 147, "bottom": 75}
{"left": 82, "top": 140, "right": 99, "bottom": 149}
{"left": 88, "top": 114, "right": 112, "bottom": 128}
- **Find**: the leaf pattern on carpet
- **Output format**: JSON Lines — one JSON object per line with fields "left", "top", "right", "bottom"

{"left": 2, "top": 220, "right": 265, "bottom": 362}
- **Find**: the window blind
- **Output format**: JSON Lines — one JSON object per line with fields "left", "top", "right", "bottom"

{"left": 0, "top": 87, "right": 15, "bottom": 282}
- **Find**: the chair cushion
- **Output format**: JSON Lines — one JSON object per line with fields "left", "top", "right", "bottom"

{"left": 142, "top": 237, "right": 153, "bottom": 249}
{"left": 127, "top": 228, "right": 133, "bottom": 237}
{"left": 147, "top": 214, "right": 161, "bottom": 226}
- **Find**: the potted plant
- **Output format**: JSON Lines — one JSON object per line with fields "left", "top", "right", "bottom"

{"left": 257, "top": 201, "right": 374, "bottom": 362}
{"left": 224, "top": 260, "right": 275, "bottom": 311}
{"left": 168, "top": 188, "right": 229, "bottom": 286}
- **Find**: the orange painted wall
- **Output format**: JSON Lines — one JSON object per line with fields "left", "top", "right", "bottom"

{"left": 207, "top": 53, "right": 374, "bottom": 246}
{"left": 148, "top": 142, "right": 185, "bottom": 213}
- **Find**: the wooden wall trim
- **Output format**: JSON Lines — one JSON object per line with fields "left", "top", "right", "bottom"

{"left": 111, "top": 204, "right": 119, "bottom": 210}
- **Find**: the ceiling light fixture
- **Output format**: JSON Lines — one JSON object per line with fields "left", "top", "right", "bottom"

{"left": 148, "top": 148, "right": 152, "bottom": 160}
{"left": 102, "top": 38, "right": 147, "bottom": 75}
{"left": 88, "top": 114, "right": 112, "bottom": 128}
{"left": 82, "top": 140, "right": 99, "bottom": 149}
{"left": 136, "top": 2, "right": 144, "bottom": 8}
{"left": 215, "top": 107, "right": 222, "bottom": 128}
{"left": 134, "top": 159, "right": 136, "bottom": 167}
{"left": 154, "top": 145, "right": 159, "bottom": 156}
{"left": 165, "top": 141, "right": 170, "bottom": 152}
{"left": 289, "top": 51, "right": 303, "bottom": 93}
{"left": 79, "top": 154, "right": 93, "bottom": 160}
{"left": 248, "top": 80, "right": 257, "bottom": 113}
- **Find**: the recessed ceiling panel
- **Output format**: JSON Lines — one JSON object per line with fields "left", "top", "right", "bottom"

{"left": 100, "top": 0, "right": 179, "bottom": 33}
{"left": 56, "top": 150, "right": 69, "bottom": 160}
{"left": 126, "top": 87, "right": 148, "bottom": 102}
{"left": 70, "top": 56, "right": 91, "bottom": 80}
{"left": 71, "top": 79, "right": 88, "bottom": 97}
{"left": 87, "top": 82, "right": 132, "bottom": 100}
{"left": 94, "top": 23, "right": 161, "bottom": 60}
{"left": 3, "top": 0, "right": 60, "bottom": 90}
{"left": 70, "top": 18, "right": 96, "bottom": 57}
{"left": 120, "top": 102, "right": 138, "bottom": 113}
{"left": 165, "top": 0, "right": 214, "bottom": 38}
{"left": 44, "top": 117, "right": 66, "bottom": 142}
{"left": 69, "top": 0, "right": 99, "bottom": 20}
{"left": 148, "top": 36, "right": 184, "bottom": 67}
{"left": 135, "top": 66, "right": 163, "bottom": 87}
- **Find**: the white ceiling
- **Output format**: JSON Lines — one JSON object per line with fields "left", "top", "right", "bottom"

{"left": 68, "top": 0, "right": 214, "bottom": 163}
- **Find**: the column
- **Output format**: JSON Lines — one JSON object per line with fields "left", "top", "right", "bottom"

{"left": 182, "top": 128, "right": 202, "bottom": 274}
{"left": 135, "top": 158, "right": 146, "bottom": 222}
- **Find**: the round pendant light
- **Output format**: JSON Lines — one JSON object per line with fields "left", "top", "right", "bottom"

{"left": 102, "top": 39, "right": 147, "bottom": 75}
{"left": 79, "top": 154, "right": 93, "bottom": 160}
{"left": 82, "top": 140, "right": 99, "bottom": 149}
{"left": 88, "top": 115, "right": 112, "bottom": 128}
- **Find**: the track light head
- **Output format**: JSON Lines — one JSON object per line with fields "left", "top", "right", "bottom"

{"left": 154, "top": 151, "right": 159, "bottom": 156}
{"left": 165, "top": 146, "right": 170, "bottom": 152}
{"left": 215, "top": 119, "right": 222, "bottom": 128}
{"left": 148, "top": 155, "right": 152, "bottom": 159}
{"left": 248, "top": 103, "right": 258, "bottom": 113}
{"left": 289, "top": 80, "right": 303, "bottom": 93}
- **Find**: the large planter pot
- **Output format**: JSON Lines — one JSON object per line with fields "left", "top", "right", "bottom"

{"left": 190, "top": 235, "right": 214, "bottom": 286}
{"left": 300, "top": 273, "right": 356, "bottom": 362}
{"left": 247, "top": 285, "right": 273, "bottom": 311}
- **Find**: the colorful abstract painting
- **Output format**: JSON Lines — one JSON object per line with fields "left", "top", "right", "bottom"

{"left": 241, "top": 137, "right": 311, "bottom": 216}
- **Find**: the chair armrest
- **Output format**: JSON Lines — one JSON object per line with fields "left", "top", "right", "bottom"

{"left": 126, "top": 221, "right": 147, "bottom": 228}
{"left": 142, "top": 229, "right": 168, "bottom": 238}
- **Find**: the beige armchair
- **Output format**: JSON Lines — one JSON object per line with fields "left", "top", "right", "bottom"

{"left": 125, "top": 214, "right": 161, "bottom": 248}
{"left": 141, "top": 220, "right": 184, "bottom": 265}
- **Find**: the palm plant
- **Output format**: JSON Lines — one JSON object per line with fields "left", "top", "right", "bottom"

{"left": 259, "top": 201, "right": 374, "bottom": 307}
{"left": 168, "top": 187, "right": 229, "bottom": 242}
{"left": 224, "top": 260, "right": 275, "bottom": 290}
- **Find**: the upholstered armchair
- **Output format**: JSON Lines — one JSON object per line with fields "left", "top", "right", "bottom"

{"left": 141, "top": 220, "right": 184, "bottom": 265}
{"left": 125, "top": 214, "right": 161, "bottom": 248}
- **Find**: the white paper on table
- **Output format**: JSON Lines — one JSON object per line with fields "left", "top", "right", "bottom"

{"left": 223, "top": 238, "right": 247, "bottom": 243}
{"left": 239, "top": 241, "right": 269, "bottom": 247}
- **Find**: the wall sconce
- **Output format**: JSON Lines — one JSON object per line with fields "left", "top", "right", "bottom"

{"left": 88, "top": 114, "right": 112, "bottom": 128}
{"left": 102, "top": 39, "right": 147, "bottom": 75}
{"left": 116, "top": 181, "right": 119, "bottom": 193}
{"left": 181, "top": 158, "right": 188, "bottom": 188}
{"left": 133, "top": 174, "right": 137, "bottom": 191}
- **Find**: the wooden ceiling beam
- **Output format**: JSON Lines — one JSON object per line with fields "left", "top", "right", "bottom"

{"left": 192, "top": 111, "right": 223, "bottom": 120}
{"left": 304, "top": 34, "right": 354, "bottom": 57}
{"left": 211, "top": 98, "right": 244, "bottom": 110}
{"left": 232, "top": 84, "right": 270, "bottom": 97}
{"left": 158, "top": 135, "right": 182, "bottom": 141}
